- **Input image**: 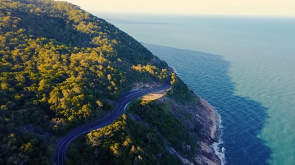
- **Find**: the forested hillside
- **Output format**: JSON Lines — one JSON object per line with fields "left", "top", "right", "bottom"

{"left": 0, "top": 0, "right": 170, "bottom": 164}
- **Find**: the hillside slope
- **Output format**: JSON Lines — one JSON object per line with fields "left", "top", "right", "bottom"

{"left": 0, "top": 0, "right": 169, "bottom": 164}
{"left": 0, "top": 0, "right": 221, "bottom": 164}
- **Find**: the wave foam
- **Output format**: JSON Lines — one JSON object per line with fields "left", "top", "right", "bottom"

{"left": 212, "top": 112, "right": 226, "bottom": 165}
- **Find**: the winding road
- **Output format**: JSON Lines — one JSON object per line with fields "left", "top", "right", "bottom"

{"left": 55, "top": 82, "right": 171, "bottom": 165}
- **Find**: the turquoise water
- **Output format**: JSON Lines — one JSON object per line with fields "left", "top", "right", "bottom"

{"left": 97, "top": 14, "right": 295, "bottom": 164}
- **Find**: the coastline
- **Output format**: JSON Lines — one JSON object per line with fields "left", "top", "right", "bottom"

{"left": 194, "top": 97, "right": 223, "bottom": 165}
{"left": 168, "top": 66, "right": 223, "bottom": 164}
{"left": 201, "top": 98, "right": 225, "bottom": 165}
{"left": 160, "top": 93, "right": 222, "bottom": 164}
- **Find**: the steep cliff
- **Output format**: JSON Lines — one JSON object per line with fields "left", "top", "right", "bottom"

{"left": 162, "top": 96, "right": 221, "bottom": 165}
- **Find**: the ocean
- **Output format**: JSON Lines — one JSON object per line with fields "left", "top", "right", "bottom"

{"left": 96, "top": 13, "right": 295, "bottom": 165}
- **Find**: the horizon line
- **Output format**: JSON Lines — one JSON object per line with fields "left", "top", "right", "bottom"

{"left": 89, "top": 11, "right": 295, "bottom": 19}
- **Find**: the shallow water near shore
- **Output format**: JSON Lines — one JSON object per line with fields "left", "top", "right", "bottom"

{"left": 98, "top": 14, "right": 295, "bottom": 164}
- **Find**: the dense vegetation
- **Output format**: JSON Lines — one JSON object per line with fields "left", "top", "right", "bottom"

{"left": 169, "top": 74, "right": 197, "bottom": 103}
{"left": 128, "top": 100, "right": 198, "bottom": 156}
{"left": 66, "top": 114, "right": 181, "bottom": 165}
{"left": 68, "top": 98, "right": 200, "bottom": 165}
{"left": 0, "top": 0, "right": 170, "bottom": 164}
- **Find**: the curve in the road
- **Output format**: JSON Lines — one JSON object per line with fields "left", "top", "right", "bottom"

{"left": 55, "top": 82, "right": 171, "bottom": 165}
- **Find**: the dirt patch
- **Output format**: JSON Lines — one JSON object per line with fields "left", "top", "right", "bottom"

{"left": 141, "top": 93, "right": 166, "bottom": 101}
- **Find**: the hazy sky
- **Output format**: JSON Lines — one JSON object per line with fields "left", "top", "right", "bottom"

{"left": 56, "top": 0, "right": 295, "bottom": 17}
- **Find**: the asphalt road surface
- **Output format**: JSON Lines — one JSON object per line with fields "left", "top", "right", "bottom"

{"left": 55, "top": 81, "right": 171, "bottom": 165}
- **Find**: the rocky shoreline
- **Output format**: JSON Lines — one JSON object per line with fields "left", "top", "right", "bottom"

{"left": 132, "top": 66, "right": 222, "bottom": 164}
{"left": 161, "top": 95, "right": 222, "bottom": 165}
{"left": 194, "top": 97, "right": 222, "bottom": 165}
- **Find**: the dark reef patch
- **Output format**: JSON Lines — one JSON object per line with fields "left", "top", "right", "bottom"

{"left": 144, "top": 43, "right": 272, "bottom": 165}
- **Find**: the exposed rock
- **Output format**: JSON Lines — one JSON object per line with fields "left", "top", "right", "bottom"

{"left": 131, "top": 82, "right": 160, "bottom": 91}
{"left": 158, "top": 96, "right": 221, "bottom": 165}
{"left": 191, "top": 97, "right": 222, "bottom": 165}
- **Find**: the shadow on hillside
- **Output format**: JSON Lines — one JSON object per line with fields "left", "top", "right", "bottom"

{"left": 7, "top": 7, "right": 93, "bottom": 47}
{"left": 143, "top": 43, "right": 271, "bottom": 165}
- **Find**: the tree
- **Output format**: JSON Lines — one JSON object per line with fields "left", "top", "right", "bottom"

{"left": 107, "top": 74, "right": 111, "bottom": 81}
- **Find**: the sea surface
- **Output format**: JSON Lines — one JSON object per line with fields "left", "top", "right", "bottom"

{"left": 97, "top": 13, "right": 295, "bottom": 165}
